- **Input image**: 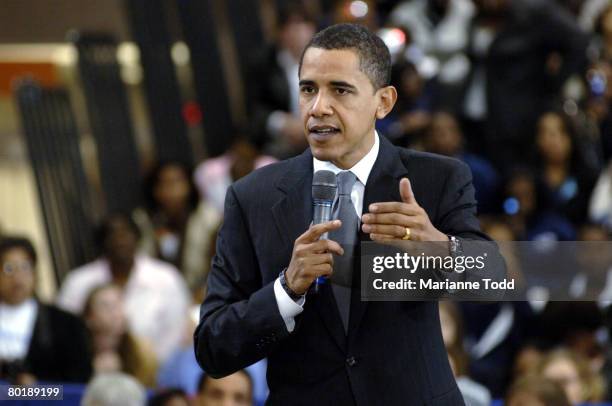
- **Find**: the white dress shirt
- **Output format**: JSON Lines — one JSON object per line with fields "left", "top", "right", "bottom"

{"left": 0, "top": 298, "right": 38, "bottom": 361}
{"left": 57, "top": 255, "right": 190, "bottom": 362}
{"left": 274, "top": 133, "right": 380, "bottom": 332}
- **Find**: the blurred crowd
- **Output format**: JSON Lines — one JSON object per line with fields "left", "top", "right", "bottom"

{"left": 3, "top": 0, "right": 612, "bottom": 405}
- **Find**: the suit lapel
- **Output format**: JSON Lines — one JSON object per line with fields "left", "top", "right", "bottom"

{"left": 271, "top": 152, "right": 312, "bottom": 250}
{"left": 271, "top": 149, "right": 347, "bottom": 352}
{"left": 348, "top": 136, "right": 409, "bottom": 337}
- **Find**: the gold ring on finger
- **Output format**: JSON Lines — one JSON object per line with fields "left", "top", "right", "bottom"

{"left": 402, "top": 227, "right": 411, "bottom": 240}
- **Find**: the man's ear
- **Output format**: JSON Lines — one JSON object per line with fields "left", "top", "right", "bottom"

{"left": 376, "top": 85, "right": 398, "bottom": 119}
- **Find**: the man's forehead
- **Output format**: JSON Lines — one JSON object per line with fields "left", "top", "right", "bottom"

{"left": 300, "top": 47, "right": 365, "bottom": 81}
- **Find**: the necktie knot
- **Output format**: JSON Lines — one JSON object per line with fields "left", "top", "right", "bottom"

{"left": 337, "top": 171, "right": 357, "bottom": 196}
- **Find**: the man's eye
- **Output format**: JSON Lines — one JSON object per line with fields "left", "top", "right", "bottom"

{"left": 300, "top": 86, "right": 315, "bottom": 94}
{"left": 336, "top": 88, "right": 350, "bottom": 95}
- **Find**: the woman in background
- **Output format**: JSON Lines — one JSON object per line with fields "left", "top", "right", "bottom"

{"left": 83, "top": 283, "right": 157, "bottom": 387}
{"left": 133, "top": 161, "right": 220, "bottom": 292}
{"left": 539, "top": 348, "right": 605, "bottom": 404}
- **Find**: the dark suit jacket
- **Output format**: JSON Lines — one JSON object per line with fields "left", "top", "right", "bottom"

{"left": 23, "top": 302, "right": 92, "bottom": 383}
{"left": 195, "top": 136, "right": 502, "bottom": 405}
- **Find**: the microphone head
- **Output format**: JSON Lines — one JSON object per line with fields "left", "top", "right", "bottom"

{"left": 312, "top": 170, "right": 337, "bottom": 202}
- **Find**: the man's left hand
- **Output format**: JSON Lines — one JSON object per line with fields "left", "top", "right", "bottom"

{"left": 361, "top": 178, "right": 448, "bottom": 242}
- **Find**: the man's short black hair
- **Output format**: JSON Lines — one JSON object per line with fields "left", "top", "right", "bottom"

{"left": 197, "top": 370, "right": 253, "bottom": 395}
{"left": 94, "top": 212, "right": 141, "bottom": 251}
{"left": 299, "top": 23, "right": 391, "bottom": 90}
{"left": 0, "top": 236, "right": 37, "bottom": 266}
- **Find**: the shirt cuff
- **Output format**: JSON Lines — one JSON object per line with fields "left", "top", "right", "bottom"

{"left": 273, "top": 277, "right": 305, "bottom": 332}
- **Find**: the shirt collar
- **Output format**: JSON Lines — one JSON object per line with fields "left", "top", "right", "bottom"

{"left": 312, "top": 131, "right": 380, "bottom": 186}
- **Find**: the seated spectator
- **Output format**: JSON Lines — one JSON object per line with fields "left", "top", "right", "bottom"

{"left": 589, "top": 160, "right": 612, "bottom": 229}
{"left": 157, "top": 337, "right": 268, "bottom": 402}
{"left": 133, "top": 161, "right": 220, "bottom": 291}
{"left": 0, "top": 236, "right": 92, "bottom": 384}
{"left": 424, "top": 111, "right": 500, "bottom": 213}
{"left": 506, "top": 375, "right": 571, "bottom": 406}
{"left": 439, "top": 301, "right": 491, "bottom": 406}
{"left": 461, "top": 0, "right": 588, "bottom": 172}
{"left": 502, "top": 167, "right": 576, "bottom": 241}
{"left": 479, "top": 216, "right": 524, "bottom": 288}
{"left": 537, "top": 302, "right": 605, "bottom": 368}
{"left": 194, "top": 371, "right": 253, "bottom": 406}
{"left": 460, "top": 300, "right": 538, "bottom": 397}
{"left": 513, "top": 345, "right": 544, "bottom": 381}
{"left": 378, "top": 61, "right": 435, "bottom": 145}
{"left": 539, "top": 348, "right": 606, "bottom": 404}
{"left": 534, "top": 111, "right": 597, "bottom": 224}
{"left": 245, "top": 2, "right": 315, "bottom": 158}
{"left": 83, "top": 284, "right": 158, "bottom": 387}
{"left": 194, "top": 138, "right": 277, "bottom": 216}
{"left": 57, "top": 213, "right": 190, "bottom": 362}
{"left": 82, "top": 372, "right": 146, "bottom": 406}
{"left": 148, "top": 388, "right": 190, "bottom": 406}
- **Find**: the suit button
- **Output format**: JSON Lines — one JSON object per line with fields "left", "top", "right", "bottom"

{"left": 346, "top": 356, "right": 357, "bottom": 367}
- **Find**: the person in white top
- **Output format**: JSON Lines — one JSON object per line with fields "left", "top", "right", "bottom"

{"left": 57, "top": 213, "right": 190, "bottom": 362}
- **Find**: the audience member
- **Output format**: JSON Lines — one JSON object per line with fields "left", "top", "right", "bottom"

{"left": 424, "top": 111, "right": 499, "bottom": 213}
{"left": 133, "top": 161, "right": 220, "bottom": 291}
{"left": 460, "top": 300, "right": 537, "bottom": 397}
{"left": 379, "top": 61, "right": 435, "bottom": 145}
{"left": 539, "top": 348, "right": 606, "bottom": 404}
{"left": 148, "top": 388, "right": 190, "bottom": 406}
{"left": 506, "top": 375, "right": 571, "bottom": 406}
{"left": 245, "top": 2, "right": 315, "bottom": 157}
{"left": 439, "top": 301, "right": 491, "bottom": 406}
{"left": 594, "top": 5, "right": 612, "bottom": 61}
{"left": 157, "top": 340, "right": 268, "bottom": 403}
{"left": 83, "top": 283, "right": 157, "bottom": 387}
{"left": 0, "top": 236, "right": 92, "bottom": 384}
{"left": 479, "top": 216, "right": 524, "bottom": 288}
{"left": 462, "top": 0, "right": 588, "bottom": 170}
{"left": 502, "top": 167, "right": 576, "bottom": 241}
{"left": 583, "top": 59, "right": 612, "bottom": 163}
{"left": 194, "top": 138, "right": 277, "bottom": 216}
{"left": 82, "top": 372, "right": 146, "bottom": 406}
{"left": 57, "top": 213, "right": 190, "bottom": 362}
{"left": 534, "top": 111, "right": 597, "bottom": 223}
{"left": 194, "top": 371, "right": 253, "bottom": 406}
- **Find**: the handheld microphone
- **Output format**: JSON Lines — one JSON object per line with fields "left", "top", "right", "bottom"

{"left": 312, "top": 170, "right": 337, "bottom": 291}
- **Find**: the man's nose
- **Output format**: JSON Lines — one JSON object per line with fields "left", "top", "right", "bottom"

{"left": 310, "top": 90, "right": 333, "bottom": 117}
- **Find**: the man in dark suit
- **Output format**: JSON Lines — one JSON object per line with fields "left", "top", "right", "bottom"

{"left": 196, "top": 23, "right": 503, "bottom": 405}
{"left": 0, "top": 237, "right": 92, "bottom": 383}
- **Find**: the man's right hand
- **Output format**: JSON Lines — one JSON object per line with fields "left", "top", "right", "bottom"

{"left": 285, "top": 220, "right": 344, "bottom": 295}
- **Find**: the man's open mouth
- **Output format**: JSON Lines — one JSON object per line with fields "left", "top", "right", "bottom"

{"left": 309, "top": 125, "right": 341, "bottom": 136}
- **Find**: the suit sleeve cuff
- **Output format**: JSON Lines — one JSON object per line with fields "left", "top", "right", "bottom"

{"left": 274, "top": 277, "right": 305, "bottom": 332}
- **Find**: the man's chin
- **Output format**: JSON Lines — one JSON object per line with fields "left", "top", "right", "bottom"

{"left": 310, "top": 146, "right": 336, "bottom": 163}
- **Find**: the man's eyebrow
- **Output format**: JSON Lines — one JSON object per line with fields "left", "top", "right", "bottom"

{"left": 299, "top": 80, "right": 315, "bottom": 87}
{"left": 330, "top": 81, "right": 357, "bottom": 90}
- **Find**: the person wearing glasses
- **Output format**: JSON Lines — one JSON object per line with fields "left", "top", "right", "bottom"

{"left": 0, "top": 236, "right": 92, "bottom": 384}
